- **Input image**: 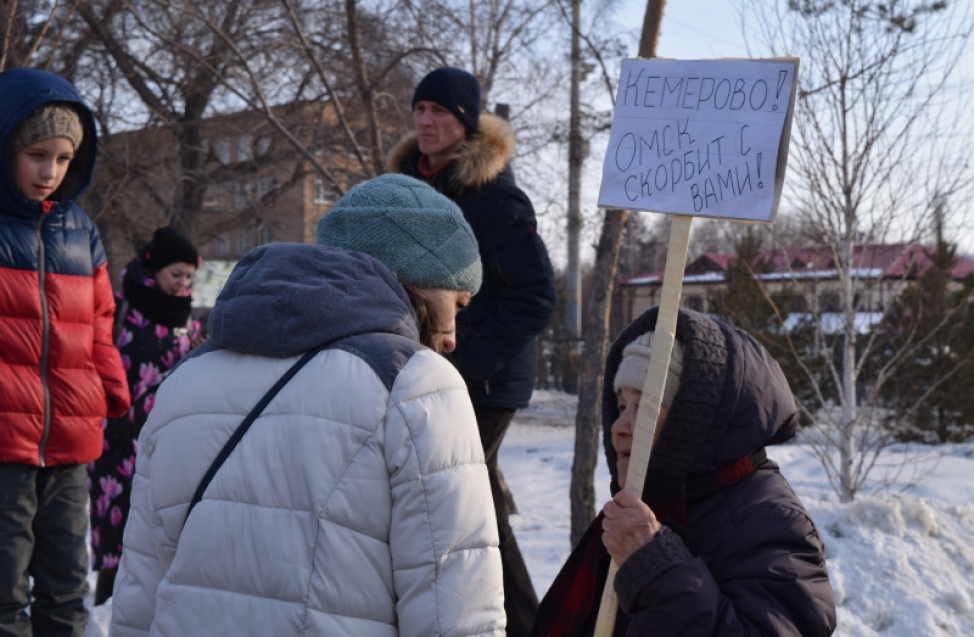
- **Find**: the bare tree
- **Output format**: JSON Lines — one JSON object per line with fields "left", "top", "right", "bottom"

{"left": 744, "top": 0, "right": 974, "bottom": 501}
{"left": 569, "top": 0, "right": 667, "bottom": 547}
{"left": 74, "top": 0, "right": 284, "bottom": 238}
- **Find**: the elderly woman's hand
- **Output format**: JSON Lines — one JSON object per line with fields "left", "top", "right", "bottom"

{"left": 601, "top": 489, "right": 662, "bottom": 565}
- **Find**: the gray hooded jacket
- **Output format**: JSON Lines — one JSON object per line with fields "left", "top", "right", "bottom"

{"left": 110, "top": 243, "right": 505, "bottom": 637}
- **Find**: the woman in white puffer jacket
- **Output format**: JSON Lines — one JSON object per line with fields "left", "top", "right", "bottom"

{"left": 110, "top": 175, "right": 505, "bottom": 637}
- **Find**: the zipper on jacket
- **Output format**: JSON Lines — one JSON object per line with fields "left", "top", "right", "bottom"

{"left": 484, "top": 380, "right": 490, "bottom": 396}
{"left": 36, "top": 214, "right": 52, "bottom": 467}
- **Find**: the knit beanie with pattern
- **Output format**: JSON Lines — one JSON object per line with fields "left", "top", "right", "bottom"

{"left": 11, "top": 104, "right": 84, "bottom": 153}
{"left": 316, "top": 174, "right": 482, "bottom": 293}
{"left": 614, "top": 331, "right": 684, "bottom": 408}
{"left": 140, "top": 227, "right": 200, "bottom": 273}
{"left": 412, "top": 67, "right": 482, "bottom": 133}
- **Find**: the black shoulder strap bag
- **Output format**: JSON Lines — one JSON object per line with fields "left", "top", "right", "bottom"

{"left": 183, "top": 343, "right": 328, "bottom": 525}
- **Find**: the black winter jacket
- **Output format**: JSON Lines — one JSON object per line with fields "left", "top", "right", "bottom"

{"left": 534, "top": 308, "right": 837, "bottom": 636}
{"left": 388, "top": 114, "right": 556, "bottom": 409}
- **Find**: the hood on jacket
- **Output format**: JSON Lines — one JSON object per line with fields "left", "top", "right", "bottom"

{"left": 0, "top": 68, "right": 98, "bottom": 219}
{"left": 601, "top": 308, "right": 799, "bottom": 497}
{"left": 387, "top": 112, "right": 515, "bottom": 191}
{"left": 205, "top": 243, "right": 420, "bottom": 358}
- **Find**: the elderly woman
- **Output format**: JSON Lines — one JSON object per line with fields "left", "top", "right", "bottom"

{"left": 533, "top": 308, "right": 836, "bottom": 636}
{"left": 110, "top": 175, "right": 505, "bottom": 637}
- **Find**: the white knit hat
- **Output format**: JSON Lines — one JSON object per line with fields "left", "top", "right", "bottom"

{"left": 613, "top": 331, "right": 684, "bottom": 408}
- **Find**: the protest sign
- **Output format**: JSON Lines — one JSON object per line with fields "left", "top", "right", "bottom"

{"left": 592, "top": 57, "right": 799, "bottom": 637}
{"left": 598, "top": 58, "right": 799, "bottom": 222}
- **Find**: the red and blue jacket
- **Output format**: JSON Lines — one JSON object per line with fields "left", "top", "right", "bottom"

{"left": 0, "top": 68, "right": 129, "bottom": 467}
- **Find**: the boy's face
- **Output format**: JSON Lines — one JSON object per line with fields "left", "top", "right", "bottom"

{"left": 13, "top": 137, "right": 75, "bottom": 201}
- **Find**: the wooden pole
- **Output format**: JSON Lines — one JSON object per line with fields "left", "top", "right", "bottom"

{"left": 592, "top": 214, "right": 692, "bottom": 636}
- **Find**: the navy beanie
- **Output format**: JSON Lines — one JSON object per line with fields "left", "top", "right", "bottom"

{"left": 316, "top": 174, "right": 482, "bottom": 294}
{"left": 141, "top": 227, "right": 199, "bottom": 273}
{"left": 412, "top": 67, "right": 482, "bottom": 133}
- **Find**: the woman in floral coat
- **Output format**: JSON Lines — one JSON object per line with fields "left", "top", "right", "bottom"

{"left": 87, "top": 227, "right": 202, "bottom": 605}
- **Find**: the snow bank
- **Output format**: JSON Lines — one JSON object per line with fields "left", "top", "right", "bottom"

{"left": 83, "top": 390, "right": 974, "bottom": 637}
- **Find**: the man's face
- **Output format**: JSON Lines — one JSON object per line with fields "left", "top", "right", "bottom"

{"left": 412, "top": 100, "right": 467, "bottom": 165}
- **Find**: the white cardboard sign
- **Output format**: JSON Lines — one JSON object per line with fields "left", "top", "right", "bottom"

{"left": 598, "top": 58, "right": 799, "bottom": 222}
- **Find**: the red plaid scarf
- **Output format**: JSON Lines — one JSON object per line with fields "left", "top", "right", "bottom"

{"left": 532, "top": 513, "right": 614, "bottom": 637}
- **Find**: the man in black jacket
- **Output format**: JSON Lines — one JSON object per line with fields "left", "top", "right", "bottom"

{"left": 388, "top": 67, "right": 557, "bottom": 636}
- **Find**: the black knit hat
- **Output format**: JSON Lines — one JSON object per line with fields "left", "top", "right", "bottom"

{"left": 412, "top": 67, "right": 482, "bottom": 133}
{"left": 140, "top": 227, "right": 199, "bottom": 273}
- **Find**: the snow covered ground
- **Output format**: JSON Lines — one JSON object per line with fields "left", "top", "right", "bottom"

{"left": 84, "top": 389, "right": 974, "bottom": 636}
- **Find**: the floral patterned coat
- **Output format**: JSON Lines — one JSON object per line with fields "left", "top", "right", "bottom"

{"left": 87, "top": 263, "right": 200, "bottom": 571}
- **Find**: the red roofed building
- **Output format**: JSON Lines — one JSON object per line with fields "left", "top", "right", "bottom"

{"left": 616, "top": 243, "right": 974, "bottom": 329}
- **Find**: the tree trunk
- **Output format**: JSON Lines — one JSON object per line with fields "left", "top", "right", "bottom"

{"left": 569, "top": 0, "right": 667, "bottom": 547}
{"left": 345, "top": 0, "right": 383, "bottom": 177}
{"left": 570, "top": 208, "right": 628, "bottom": 546}
{"left": 565, "top": 0, "right": 583, "bottom": 339}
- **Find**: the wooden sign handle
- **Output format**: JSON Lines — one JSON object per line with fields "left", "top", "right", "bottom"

{"left": 592, "top": 214, "right": 693, "bottom": 636}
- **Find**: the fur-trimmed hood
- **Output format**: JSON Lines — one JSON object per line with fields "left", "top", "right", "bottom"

{"left": 386, "top": 112, "right": 515, "bottom": 192}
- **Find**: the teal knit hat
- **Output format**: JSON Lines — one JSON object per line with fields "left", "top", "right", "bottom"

{"left": 316, "top": 174, "right": 482, "bottom": 294}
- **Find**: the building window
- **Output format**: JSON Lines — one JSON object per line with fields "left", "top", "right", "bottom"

{"left": 214, "top": 137, "right": 231, "bottom": 164}
{"left": 258, "top": 223, "right": 273, "bottom": 245}
{"left": 256, "top": 135, "right": 272, "bottom": 157}
{"left": 238, "top": 228, "right": 255, "bottom": 255}
{"left": 257, "top": 175, "right": 275, "bottom": 199}
{"left": 685, "top": 296, "right": 705, "bottom": 312}
{"left": 234, "top": 181, "right": 249, "bottom": 209}
{"left": 214, "top": 233, "right": 229, "bottom": 258}
{"left": 237, "top": 134, "right": 253, "bottom": 162}
{"left": 788, "top": 295, "right": 809, "bottom": 314}
{"left": 314, "top": 176, "right": 336, "bottom": 204}
{"left": 819, "top": 293, "right": 841, "bottom": 313}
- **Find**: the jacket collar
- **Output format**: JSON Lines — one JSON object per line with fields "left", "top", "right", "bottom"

{"left": 387, "top": 112, "right": 515, "bottom": 192}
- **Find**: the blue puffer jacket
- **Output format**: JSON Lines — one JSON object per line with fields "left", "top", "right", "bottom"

{"left": 388, "top": 113, "right": 557, "bottom": 410}
{"left": 0, "top": 68, "right": 129, "bottom": 466}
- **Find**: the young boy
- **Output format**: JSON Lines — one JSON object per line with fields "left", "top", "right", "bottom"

{"left": 0, "top": 68, "right": 130, "bottom": 636}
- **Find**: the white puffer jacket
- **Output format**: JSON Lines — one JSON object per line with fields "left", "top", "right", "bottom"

{"left": 110, "top": 244, "right": 505, "bottom": 637}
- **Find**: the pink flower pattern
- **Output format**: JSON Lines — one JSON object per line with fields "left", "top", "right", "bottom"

{"left": 117, "top": 455, "right": 136, "bottom": 478}
{"left": 88, "top": 284, "right": 201, "bottom": 571}
{"left": 132, "top": 362, "right": 164, "bottom": 401}
{"left": 116, "top": 328, "right": 133, "bottom": 349}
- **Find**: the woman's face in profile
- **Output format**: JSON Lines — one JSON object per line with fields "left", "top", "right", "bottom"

{"left": 611, "top": 387, "right": 669, "bottom": 489}
{"left": 412, "top": 288, "right": 472, "bottom": 353}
